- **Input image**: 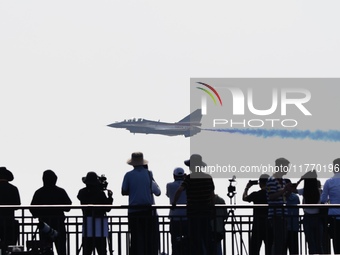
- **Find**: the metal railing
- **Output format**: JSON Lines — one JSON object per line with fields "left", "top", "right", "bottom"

{"left": 0, "top": 204, "right": 338, "bottom": 254}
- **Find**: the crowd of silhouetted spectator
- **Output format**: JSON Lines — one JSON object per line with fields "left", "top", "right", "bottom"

{"left": 1, "top": 154, "right": 340, "bottom": 255}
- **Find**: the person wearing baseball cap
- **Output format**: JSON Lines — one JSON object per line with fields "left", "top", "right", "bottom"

{"left": 166, "top": 167, "right": 188, "bottom": 255}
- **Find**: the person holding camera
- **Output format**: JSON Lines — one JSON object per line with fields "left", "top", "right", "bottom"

{"left": 266, "top": 157, "right": 295, "bottom": 255}
{"left": 166, "top": 167, "right": 188, "bottom": 255}
{"left": 242, "top": 174, "right": 271, "bottom": 255}
{"left": 77, "top": 171, "right": 113, "bottom": 255}
{"left": 30, "top": 169, "right": 72, "bottom": 255}
{"left": 283, "top": 179, "right": 300, "bottom": 255}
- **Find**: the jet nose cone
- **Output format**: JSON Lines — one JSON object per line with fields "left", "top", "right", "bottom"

{"left": 107, "top": 123, "right": 117, "bottom": 128}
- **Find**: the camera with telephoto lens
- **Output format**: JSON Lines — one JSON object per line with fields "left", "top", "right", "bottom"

{"left": 38, "top": 222, "right": 58, "bottom": 240}
{"left": 98, "top": 174, "right": 108, "bottom": 190}
{"left": 248, "top": 180, "right": 259, "bottom": 185}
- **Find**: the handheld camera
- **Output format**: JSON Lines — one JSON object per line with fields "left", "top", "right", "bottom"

{"left": 98, "top": 174, "right": 108, "bottom": 190}
{"left": 248, "top": 180, "right": 258, "bottom": 185}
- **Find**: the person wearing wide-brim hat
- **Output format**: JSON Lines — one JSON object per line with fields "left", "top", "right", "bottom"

{"left": 0, "top": 166, "right": 14, "bottom": 182}
{"left": 82, "top": 171, "right": 100, "bottom": 186}
{"left": 126, "top": 152, "right": 149, "bottom": 166}
{"left": 0, "top": 166, "right": 21, "bottom": 254}
{"left": 122, "top": 152, "right": 159, "bottom": 200}
{"left": 77, "top": 171, "right": 113, "bottom": 255}
{"left": 172, "top": 154, "right": 215, "bottom": 255}
{"left": 184, "top": 154, "right": 207, "bottom": 173}
{"left": 122, "top": 152, "right": 161, "bottom": 255}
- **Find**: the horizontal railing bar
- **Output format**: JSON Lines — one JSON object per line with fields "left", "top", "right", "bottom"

{"left": 1, "top": 204, "right": 340, "bottom": 209}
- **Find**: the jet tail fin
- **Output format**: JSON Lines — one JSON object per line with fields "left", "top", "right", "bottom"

{"left": 177, "top": 109, "right": 202, "bottom": 124}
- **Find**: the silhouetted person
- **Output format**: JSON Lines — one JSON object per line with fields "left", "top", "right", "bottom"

{"left": 77, "top": 171, "right": 113, "bottom": 255}
{"left": 321, "top": 158, "right": 340, "bottom": 254}
{"left": 166, "top": 167, "right": 188, "bottom": 255}
{"left": 317, "top": 179, "right": 331, "bottom": 254}
{"left": 296, "top": 170, "right": 323, "bottom": 254}
{"left": 122, "top": 152, "right": 161, "bottom": 255}
{"left": 284, "top": 179, "right": 300, "bottom": 255}
{"left": 243, "top": 174, "right": 271, "bottom": 255}
{"left": 30, "top": 170, "right": 72, "bottom": 255}
{"left": 0, "top": 167, "right": 20, "bottom": 254}
{"left": 266, "top": 158, "right": 294, "bottom": 255}
{"left": 172, "top": 154, "right": 215, "bottom": 255}
{"left": 212, "top": 193, "right": 227, "bottom": 255}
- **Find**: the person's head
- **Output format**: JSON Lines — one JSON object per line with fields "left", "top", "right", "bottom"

{"left": 259, "top": 174, "right": 269, "bottom": 188}
{"left": 173, "top": 167, "right": 185, "bottom": 180}
{"left": 184, "top": 154, "right": 206, "bottom": 173}
{"left": 303, "top": 173, "right": 320, "bottom": 204}
{"left": 284, "top": 178, "right": 295, "bottom": 196}
{"left": 127, "top": 152, "right": 148, "bottom": 167}
{"left": 275, "top": 157, "right": 290, "bottom": 177}
{"left": 0, "top": 167, "right": 14, "bottom": 182}
{"left": 42, "top": 170, "right": 57, "bottom": 187}
{"left": 333, "top": 158, "right": 340, "bottom": 173}
{"left": 301, "top": 169, "right": 317, "bottom": 180}
{"left": 82, "top": 171, "right": 100, "bottom": 187}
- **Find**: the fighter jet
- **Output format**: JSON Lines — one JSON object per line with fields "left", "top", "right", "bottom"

{"left": 107, "top": 109, "right": 202, "bottom": 137}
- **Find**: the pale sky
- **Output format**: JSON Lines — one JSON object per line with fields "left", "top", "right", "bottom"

{"left": 1, "top": 1, "right": 340, "bottom": 211}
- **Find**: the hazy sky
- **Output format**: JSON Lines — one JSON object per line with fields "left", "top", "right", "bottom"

{"left": 1, "top": 1, "right": 340, "bottom": 210}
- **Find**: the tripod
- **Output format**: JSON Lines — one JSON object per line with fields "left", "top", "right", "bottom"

{"left": 226, "top": 179, "right": 248, "bottom": 255}
{"left": 77, "top": 235, "right": 113, "bottom": 255}
{"left": 27, "top": 224, "right": 54, "bottom": 255}
{"left": 76, "top": 219, "right": 113, "bottom": 255}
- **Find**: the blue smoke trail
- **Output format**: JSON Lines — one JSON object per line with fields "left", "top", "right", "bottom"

{"left": 203, "top": 128, "right": 340, "bottom": 142}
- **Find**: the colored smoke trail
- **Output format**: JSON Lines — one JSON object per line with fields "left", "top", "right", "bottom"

{"left": 203, "top": 128, "right": 340, "bottom": 142}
